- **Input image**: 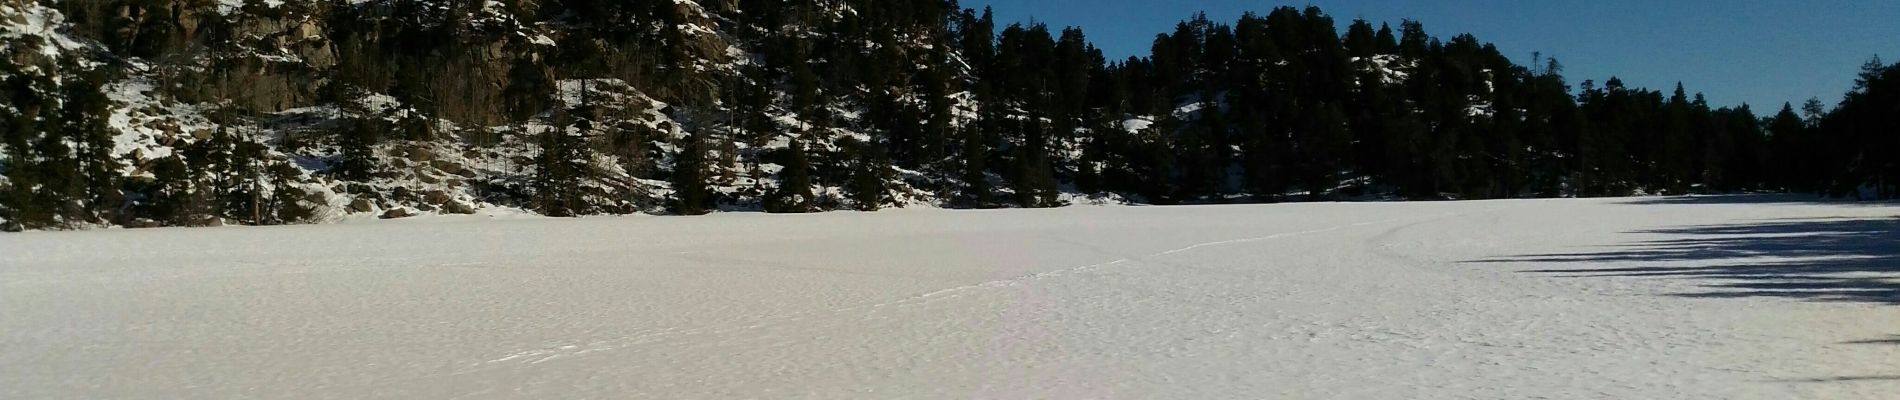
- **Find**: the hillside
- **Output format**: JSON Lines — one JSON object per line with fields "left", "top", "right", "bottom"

{"left": 3, "top": 0, "right": 1897, "bottom": 230}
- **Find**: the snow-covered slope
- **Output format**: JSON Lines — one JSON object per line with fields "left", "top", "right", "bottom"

{"left": 2, "top": 0, "right": 990, "bottom": 230}
{"left": 3, "top": 196, "right": 1896, "bottom": 398}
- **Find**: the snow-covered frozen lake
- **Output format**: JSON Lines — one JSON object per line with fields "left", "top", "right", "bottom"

{"left": 3, "top": 196, "right": 1897, "bottom": 399}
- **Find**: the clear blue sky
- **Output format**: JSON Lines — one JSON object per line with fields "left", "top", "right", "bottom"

{"left": 966, "top": 0, "right": 1899, "bottom": 111}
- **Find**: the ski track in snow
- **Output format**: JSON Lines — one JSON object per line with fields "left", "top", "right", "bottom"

{"left": 470, "top": 212, "right": 1462, "bottom": 371}
{"left": 3, "top": 197, "right": 1898, "bottom": 399}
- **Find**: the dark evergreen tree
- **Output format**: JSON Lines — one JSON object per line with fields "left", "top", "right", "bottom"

{"left": 842, "top": 138, "right": 889, "bottom": 211}
{"left": 264, "top": 161, "right": 316, "bottom": 225}
{"left": 534, "top": 108, "right": 591, "bottom": 217}
{"left": 335, "top": 116, "right": 380, "bottom": 182}
{"left": 957, "top": 124, "right": 994, "bottom": 208}
{"left": 1766, "top": 103, "right": 1810, "bottom": 191}
{"left": 670, "top": 132, "right": 714, "bottom": 215}
{"left": 767, "top": 139, "right": 816, "bottom": 213}
{"left": 1812, "top": 58, "right": 1900, "bottom": 197}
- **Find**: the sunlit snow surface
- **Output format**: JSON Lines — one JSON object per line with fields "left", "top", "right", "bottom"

{"left": 3, "top": 196, "right": 1898, "bottom": 399}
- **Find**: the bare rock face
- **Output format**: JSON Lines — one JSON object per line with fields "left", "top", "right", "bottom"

{"left": 380, "top": 208, "right": 415, "bottom": 219}
{"left": 403, "top": 146, "right": 434, "bottom": 162}
{"left": 432, "top": 160, "right": 478, "bottom": 178}
{"left": 443, "top": 201, "right": 478, "bottom": 215}
{"left": 122, "top": 218, "right": 164, "bottom": 229}
{"left": 349, "top": 198, "right": 375, "bottom": 213}
{"left": 423, "top": 190, "right": 454, "bottom": 205}
{"left": 430, "top": 160, "right": 462, "bottom": 174}
{"left": 303, "top": 191, "right": 330, "bottom": 206}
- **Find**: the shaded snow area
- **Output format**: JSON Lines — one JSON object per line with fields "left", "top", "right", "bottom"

{"left": 0, "top": 2, "right": 90, "bottom": 59}
{"left": 4, "top": 196, "right": 1899, "bottom": 399}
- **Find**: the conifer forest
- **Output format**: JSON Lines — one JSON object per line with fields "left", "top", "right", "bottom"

{"left": 3, "top": 0, "right": 1897, "bottom": 230}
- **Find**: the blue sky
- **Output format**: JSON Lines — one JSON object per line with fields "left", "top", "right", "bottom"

{"left": 966, "top": 0, "right": 1900, "bottom": 111}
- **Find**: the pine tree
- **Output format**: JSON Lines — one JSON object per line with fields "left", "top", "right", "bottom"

{"left": 1010, "top": 112, "right": 1060, "bottom": 208}
{"left": 534, "top": 108, "right": 591, "bottom": 217}
{"left": 1813, "top": 58, "right": 1900, "bottom": 197}
{"left": 265, "top": 161, "right": 316, "bottom": 224}
{"left": 671, "top": 132, "right": 714, "bottom": 215}
{"left": 846, "top": 145, "right": 887, "bottom": 211}
{"left": 1374, "top": 23, "right": 1400, "bottom": 55}
{"left": 957, "top": 125, "right": 993, "bottom": 207}
{"left": 1, "top": 69, "right": 54, "bottom": 229}
{"left": 917, "top": 47, "right": 956, "bottom": 171}
{"left": 1344, "top": 19, "right": 1378, "bottom": 59}
{"left": 63, "top": 69, "right": 124, "bottom": 225}
{"left": 1767, "top": 103, "right": 1808, "bottom": 191}
{"left": 767, "top": 139, "right": 815, "bottom": 213}
{"left": 0, "top": 87, "right": 39, "bottom": 230}
{"left": 335, "top": 116, "right": 379, "bottom": 182}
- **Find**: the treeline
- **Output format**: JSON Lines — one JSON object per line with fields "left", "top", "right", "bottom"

{"left": 2, "top": 1, "right": 1896, "bottom": 231}
{"left": 730, "top": 5, "right": 1893, "bottom": 207}
{"left": 1783, "top": 59, "right": 1900, "bottom": 198}
{"left": 850, "top": 6, "right": 1898, "bottom": 204}
{"left": 0, "top": 58, "right": 319, "bottom": 229}
{"left": 955, "top": 9, "right": 1786, "bottom": 202}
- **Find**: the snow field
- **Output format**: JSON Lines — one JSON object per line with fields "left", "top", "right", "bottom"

{"left": 2, "top": 196, "right": 1897, "bottom": 398}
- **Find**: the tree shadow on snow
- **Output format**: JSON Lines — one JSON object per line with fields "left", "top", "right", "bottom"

{"left": 1475, "top": 217, "right": 1900, "bottom": 305}
{"left": 1477, "top": 216, "right": 1900, "bottom": 378}
{"left": 1775, "top": 375, "right": 1900, "bottom": 383}
{"left": 1843, "top": 335, "right": 1900, "bottom": 345}
{"left": 1615, "top": 194, "right": 1896, "bottom": 207}
{"left": 1473, "top": 210, "right": 1900, "bottom": 382}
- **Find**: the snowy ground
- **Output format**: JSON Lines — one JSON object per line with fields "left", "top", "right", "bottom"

{"left": 3, "top": 196, "right": 1898, "bottom": 399}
